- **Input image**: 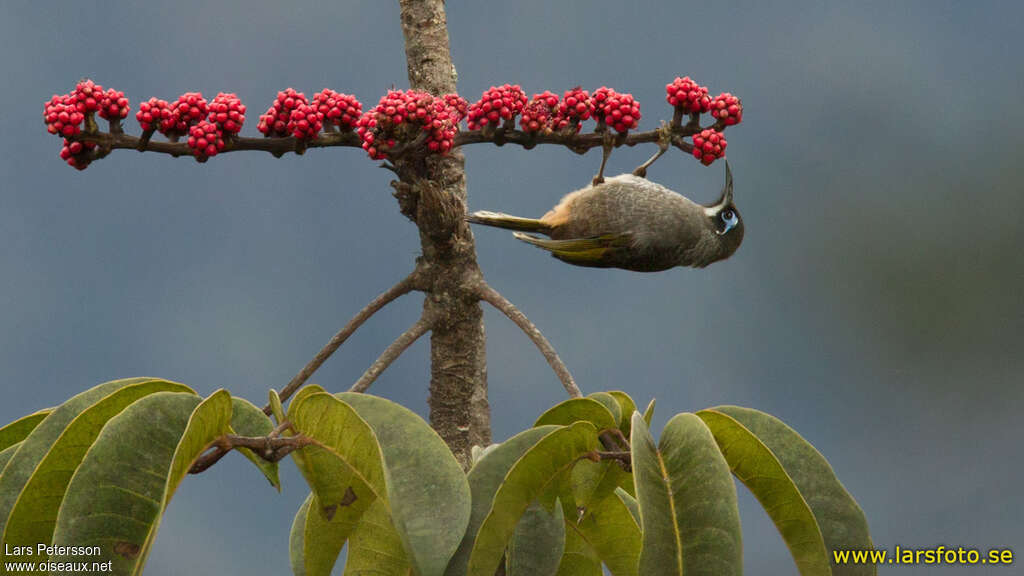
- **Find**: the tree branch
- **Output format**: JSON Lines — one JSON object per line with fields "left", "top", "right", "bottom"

{"left": 265, "top": 272, "right": 420, "bottom": 414}
{"left": 189, "top": 433, "right": 312, "bottom": 474}
{"left": 476, "top": 282, "right": 582, "bottom": 398}
{"left": 349, "top": 315, "right": 432, "bottom": 393}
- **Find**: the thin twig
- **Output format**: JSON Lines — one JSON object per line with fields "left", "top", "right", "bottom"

{"left": 476, "top": 282, "right": 582, "bottom": 398}
{"left": 349, "top": 316, "right": 432, "bottom": 392}
{"left": 265, "top": 272, "right": 419, "bottom": 414}
{"left": 597, "top": 450, "right": 632, "bottom": 471}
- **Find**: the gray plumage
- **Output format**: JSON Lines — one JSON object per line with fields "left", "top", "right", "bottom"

{"left": 468, "top": 162, "right": 743, "bottom": 272}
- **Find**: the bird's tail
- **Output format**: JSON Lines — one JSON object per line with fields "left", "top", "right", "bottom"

{"left": 467, "top": 210, "right": 551, "bottom": 233}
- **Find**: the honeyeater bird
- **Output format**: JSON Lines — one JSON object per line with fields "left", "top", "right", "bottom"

{"left": 468, "top": 161, "right": 743, "bottom": 272}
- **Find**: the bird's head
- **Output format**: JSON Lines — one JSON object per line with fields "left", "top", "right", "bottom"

{"left": 701, "top": 160, "right": 744, "bottom": 260}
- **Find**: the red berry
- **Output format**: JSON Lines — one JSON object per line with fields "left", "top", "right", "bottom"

{"left": 553, "top": 87, "right": 593, "bottom": 133}
{"left": 692, "top": 128, "right": 727, "bottom": 165}
{"left": 519, "top": 91, "right": 560, "bottom": 134}
{"left": 162, "top": 92, "right": 209, "bottom": 137}
{"left": 187, "top": 120, "right": 226, "bottom": 161}
{"left": 135, "top": 97, "right": 174, "bottom": 133}
{"left": 665, "top": 76, "right": 711, "bottom": 114}
{"left": 258, "top": 88, "right": 309, "bottom": 137}
{"left": 311, "top": 89, "right": 362, "bottom": 131}
{"left": 710, "top": 92, "right": 743, "bottom": 126}
{"left": 592, "top": 87, "right": 641, "bottom": 133}
{"left": 97, "top": 88, "right": 129, "bottom": 121}
{"left": 207, "top": 93, "right": 246, "bottom": 135}
{"left": 442, "top": 93, "right": 468, "bottom": 123}
{"left": 44, "top": 94, "right": 84, "bottom": 137}
{"left": 59, "top": 137, "right": 96, "bottom": 170}
{"left": 467, "top": 84, "right": 528, "bottom": 130}
{"left": 288, "top": 102, "right": 322, "bottom": 140}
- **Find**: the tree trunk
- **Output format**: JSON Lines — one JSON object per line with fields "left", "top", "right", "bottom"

{"left": 397, "top": 0, "right": 491, "bottom": 468}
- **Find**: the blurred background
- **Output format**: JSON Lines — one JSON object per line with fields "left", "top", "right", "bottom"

{"left": 2, "top": 1, "right": 1021, "bottom": 574}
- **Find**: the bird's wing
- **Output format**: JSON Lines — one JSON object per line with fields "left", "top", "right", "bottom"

{"left": 512, "top": 232, "right": 633, "bottom": 266}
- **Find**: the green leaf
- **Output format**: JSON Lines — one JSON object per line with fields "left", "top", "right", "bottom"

{"left": 555, "top": 520, "right": 602, "bottom": 576}
{"left": 642, "top": 399, "right": 655, "bottom": 426}
{"left": 508, "top": 500, "right": 565, "bottom": 576}
{"left": 290, "top": 490, "right": 375, "bottom": 576}
{"left": 631, "top": 413, "right": 742, "bottom": 576}
{"left": 607, "top": 391, "right": 637, "bottom": 436}
{"left": 344, "top": 498, "right": 410, "bottom": 576}
{"left": 0, "top": 378, "right": 181, "bottom": 537}
{"left": 566, "top": 458, "right": 632, "bottom": 513}
{"left": 615, "top": 487, "right": 640, "bottom": 526}
{"left": 446, "top": 426, "right": 557, "bottom": 576}
{"left": 585, "top": 392, "right": 621, "bottom": 426}
{"left": 50, "top": 389, "right": 232, "bottom": 576}
{"left": 269, "top": 388, "right": 286, "bottom": 424}
{"left": 535, "top": 398, "right": 618, "bottom": 431}
{"left": 2, "top": 380, "right": 193, "bottom": 566}
{"left": 468, "top": 421, "right": 600, "bottom": 576}
{"left": 230, "top": 397, "right": 281, "bottom": 490}
{"left": 0, "top": 409, "right": 52, "bottom": 452}
{"left": 571, "top": 489, "right": 641, "bottom": 576}
{"left": 705, "top": 406, "right": 874, "bottom": 576}
{"left": 288, "top": 392, "right": 384, "bottom": 518}
{"left": 338, "top": 392, "right": 471, "bottom": 576}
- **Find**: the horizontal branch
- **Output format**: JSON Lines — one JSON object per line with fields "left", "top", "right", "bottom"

{"left": 476, "top": 282, "right": 582, "bottom": 398}
{"left": 67, "top": 118, "right": 724, "bottom": 161}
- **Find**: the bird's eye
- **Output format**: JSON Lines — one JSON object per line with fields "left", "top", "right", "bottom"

{"left": 718, "top": 209, "right": 738, "bottom": 234}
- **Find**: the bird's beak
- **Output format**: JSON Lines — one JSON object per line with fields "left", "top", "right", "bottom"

{"left": 704, "top": 160, "right": 734, "bottom": 213}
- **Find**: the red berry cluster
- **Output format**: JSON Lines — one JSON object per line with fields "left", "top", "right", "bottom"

{"left": 73, "top": 80, "right": 104, "bottom": 115}
{"left": 356, "top": 89, "right": 460, "bottom": 159}
{"left": 553, "top": 87, "right": 593, "bottom": 133}
{"left": 98, "top": 89, "right": 129, "bottom": 121}
{"left": 312, "top": 89, "right": 362, "bottom": 132}
{"left": 467, "top": 84, "right": 528, "bottom": 130}
{"left": 520, "top": 91, "right": 560, "bottom": 133}
{"left": 665, "top": 77, "right": 710, "bottom": 114}
{"left": 187, "top": 121, "right": 226, "bottom": 161}
{"left": 166, "top": 92, "right": 208, "bottom": 137}
{"left": 592, "top": 87, "right": 641, "bottom": 133}
{"left": 443, "top": 93, "right": 469, "bottom": 123}
{"left": 710, "top": 92, "right": 743, "bottom": 126}
{"left": 44, "top": 94, "right": 85, "bottom": 137}
{"left": 59, "top": 139, "right": 97, "bottom": 171}
{"left": 258, "top": 88, "right": 308, "bottom": 138}
{"left": 692, "top": 128, "right": 727, "bottom": 165}
{"left": 208, "top": 93, "right": 246, "bottom": 135}
{"left": 135, "top": 98, "right": 172, "bottom": 133}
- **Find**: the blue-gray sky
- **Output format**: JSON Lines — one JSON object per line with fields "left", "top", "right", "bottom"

{"left": 2, "top": 1, "right": 1021, "bottom": 574}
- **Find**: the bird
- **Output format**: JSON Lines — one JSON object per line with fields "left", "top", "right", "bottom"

{"left": 467, "top": 161, "right": 743, "bottom": 272}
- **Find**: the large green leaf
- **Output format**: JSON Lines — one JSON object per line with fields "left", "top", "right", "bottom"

{"left": 2, "top": 380, "right": 193, "bottom": 568}
{"left": 467, "top": 421, "right": 600, "bottom": 576}
{"left": 571, "top": 489, "right": 641, "bottom": 576}
{"left": 50, "top": 389, "right": 232, "bottom": 575}
{"left": 0, "top": 446, "right": 18, "bottom": 476}
{"left": 290, "top": 489, "right": 375, "bottom": 576}
{"left": 0, "top": 409, "right": 52, "bottom": 452}
{"left": 555, "top": 520, "right": 602, "bottom": 576}
{"left": 446, "top": 426, "right": 557, "bottom": 576}
{"left": 508, "top": 500, "right": 565, "bottom": 576}
{"left": 230, "top": 397, "right": 281, "bottom": 490}
{"left": 704, "top": 406, "right": 874, "bottom": 576}
{"left": 642, "top": 399, "right": 655, "bottom": 426}
{"left": 631, "top": 412, "right": 742, "bottom": 576}
{"left": 287, "top": 391, "right": 384, "bottom": 519}
{"left": 338, "top": 392, "right": 471, "bottom": 576}
{"left": 343, "top": 498, "right": 410, "bottom": 576}
{"left": 535, "top": 398, "right": 618, "bottom": 431}
{"left": 0, "top": 378, "right": 175, "bottom": 537}
{"left": 696, "top": 409, "right": 829, "bottom": 575}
